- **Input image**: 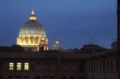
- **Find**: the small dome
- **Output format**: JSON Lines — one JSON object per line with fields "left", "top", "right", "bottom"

{"left": 51, "top": 40, "right": 63, "bottom": 50}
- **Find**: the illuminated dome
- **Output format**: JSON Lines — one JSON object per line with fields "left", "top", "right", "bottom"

{"left": 17, "top": 10, "right": 48, "bottom": 51}
{"left": 51, "top": 40, "right": 63, "bottom": 50}
{"left": 19, "top": 21, "right": 45, "bottom": 36}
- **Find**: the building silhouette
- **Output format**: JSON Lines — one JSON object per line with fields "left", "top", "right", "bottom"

{"left": 0, "top": 9, "right": 118, "bottom": 79}
{"left": 0, "top": 44, "right": 118, "bottom": 79}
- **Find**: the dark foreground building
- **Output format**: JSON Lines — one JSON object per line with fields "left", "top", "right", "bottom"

{"left": 0, "top": 44, "right": 118, "bottom": 79}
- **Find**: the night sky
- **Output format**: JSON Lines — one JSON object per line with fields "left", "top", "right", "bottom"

{"left": 0, "top": 0, "right": 117, "bottom": 49}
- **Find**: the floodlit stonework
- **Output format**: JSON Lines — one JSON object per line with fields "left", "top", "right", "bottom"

{"left": 17, "top": 10, "right": 48, "bottom": 51}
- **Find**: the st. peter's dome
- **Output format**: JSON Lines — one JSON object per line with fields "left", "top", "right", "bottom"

{"left": 17, "top": 10, "right": 48, "bottom": 51}
{"left": 19, "top": 19, "right": 46, "bottom": 37}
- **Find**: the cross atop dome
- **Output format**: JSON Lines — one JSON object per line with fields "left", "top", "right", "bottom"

{"left": 29, "top": 9, "right": 37, "bottom": 21}
{"left": 31, "top": 9, "right": 35, "bottom": 15}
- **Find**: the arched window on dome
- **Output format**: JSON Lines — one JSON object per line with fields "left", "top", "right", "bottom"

{"left": 35, "top": 36, "right": 39, "bottom": 44}
{"left": 20, "top": 37, "right": 22, "bottom": 42}
{"left": 21, "top": 37, "right": 24, "bottom": 44}
{"left": 25, "top": 37, "right": 28, "bottom": 44}
{"left": 30, "top": 36, "right": 33, "bottom": 44}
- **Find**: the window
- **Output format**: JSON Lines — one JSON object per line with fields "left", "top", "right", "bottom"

{"left": 8, "top": 76, "right": 14, "bottom": 79}
{"left": 116, "top": 60, "right": 118, "bottom": 71}
{"left": 103, "top": 60, "right": 105, "bottom": 72}
{"left": 70, "top": 76, "right": 75, "bottom": 79}
{"left": 93, "top": 63, "right": 96, "bottom": 72}
{"left": 79, "top": 63, "right": 84, "bottom": 72}
{"left": 36, "top": 76, "right": 40, "bottom": 79}
{"left": 9, "top": 62, "right": 14, "bottom": 70}
{"left": 0, "top": 63, "right": 3, "bottom": 70}
{"left": 0, "top": 76, "right": 3, "bottom": 79}
{"left": 25, "top": 37, "right": 28, "bottom": 44}
{"left": 17, "top": 63, "right": 22, "bottom": 70}
{"left": 17, "top": 76, "right": 21, "bottom": 79}
{"left": 24, "top": 76, "right": 28, "bottom": 79}
{"left": 51, "top": 76, "right": 55, "bottom": 79}
{"left": 99, "top": 61, "right": 102, "bottom": 72}
{"left": 110, "top": 60, "right": 113, "bottom": 71}
{"left": 78, "top": 76, "right": 83, "bottom": 79}
{"left": 31, "top": 64, "right": 34, "bottom": 70}
{"left": 106, "top": 60, "right": 109, "bottom": 72}
{"left": 62, "top": 76, "right": 67, "bottom": 79}
{"left": 91, "top": 63, "right": 93, "bottom": 72}
{"left": 30, "top": 37, "right": 33, "bottom": 44}
{"left": 89, "top": 64, "right": 91, "bottom": 72}
{"left": 24, "top": 63, "right": 29, "bottom": 70}
{"left": 43, "top": 76, "right": 47, "bottom": 79}
{"left": 96, "top": 62, "right": 98, "bottom": 72}
{"left": 36, "top": 63, "right": 41, "bottom": 70}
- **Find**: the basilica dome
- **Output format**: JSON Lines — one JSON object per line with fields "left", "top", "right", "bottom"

{"left": 19, "top": 20, "right": 46, "bottom": 37}
{"left": 17, "top": 10, "right": 48, "bottom": 51}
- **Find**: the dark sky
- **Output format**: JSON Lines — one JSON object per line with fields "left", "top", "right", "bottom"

{"left": 0, "top": 0, "right": 117, "bottom": 49}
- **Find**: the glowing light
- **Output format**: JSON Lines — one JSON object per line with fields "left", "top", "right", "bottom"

{"left": 31, "top": 9, "right": 35, "bottom": 15}
{"left": 29, "top": 9, "right": 37, "bottom": 20}
{"left": 29, "top": 16, "right": 36, "bottom": 20}
{"left": 56, "top": 41, "right": 59, "bottom": 44}
{"left": 24, "top": 63, "right": 29, "bottom": 70}
{"left": 17, "top": 63, "right": 22, "bottom": 70}
{"left": 9, "top": 62, "right": 14, "bottom": 70}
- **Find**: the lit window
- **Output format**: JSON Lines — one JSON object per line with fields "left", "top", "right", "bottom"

{"left": 17, "top": 63, "right": 22, "bottom": 70}
{"left": 41, "top": 37, "right": 44, "bottom": 40}
{"left": 9, "top": 62, "right": 14, "bottom": 70}
{"left": 24, "top": 63, "right": 29, "bottom": 70}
